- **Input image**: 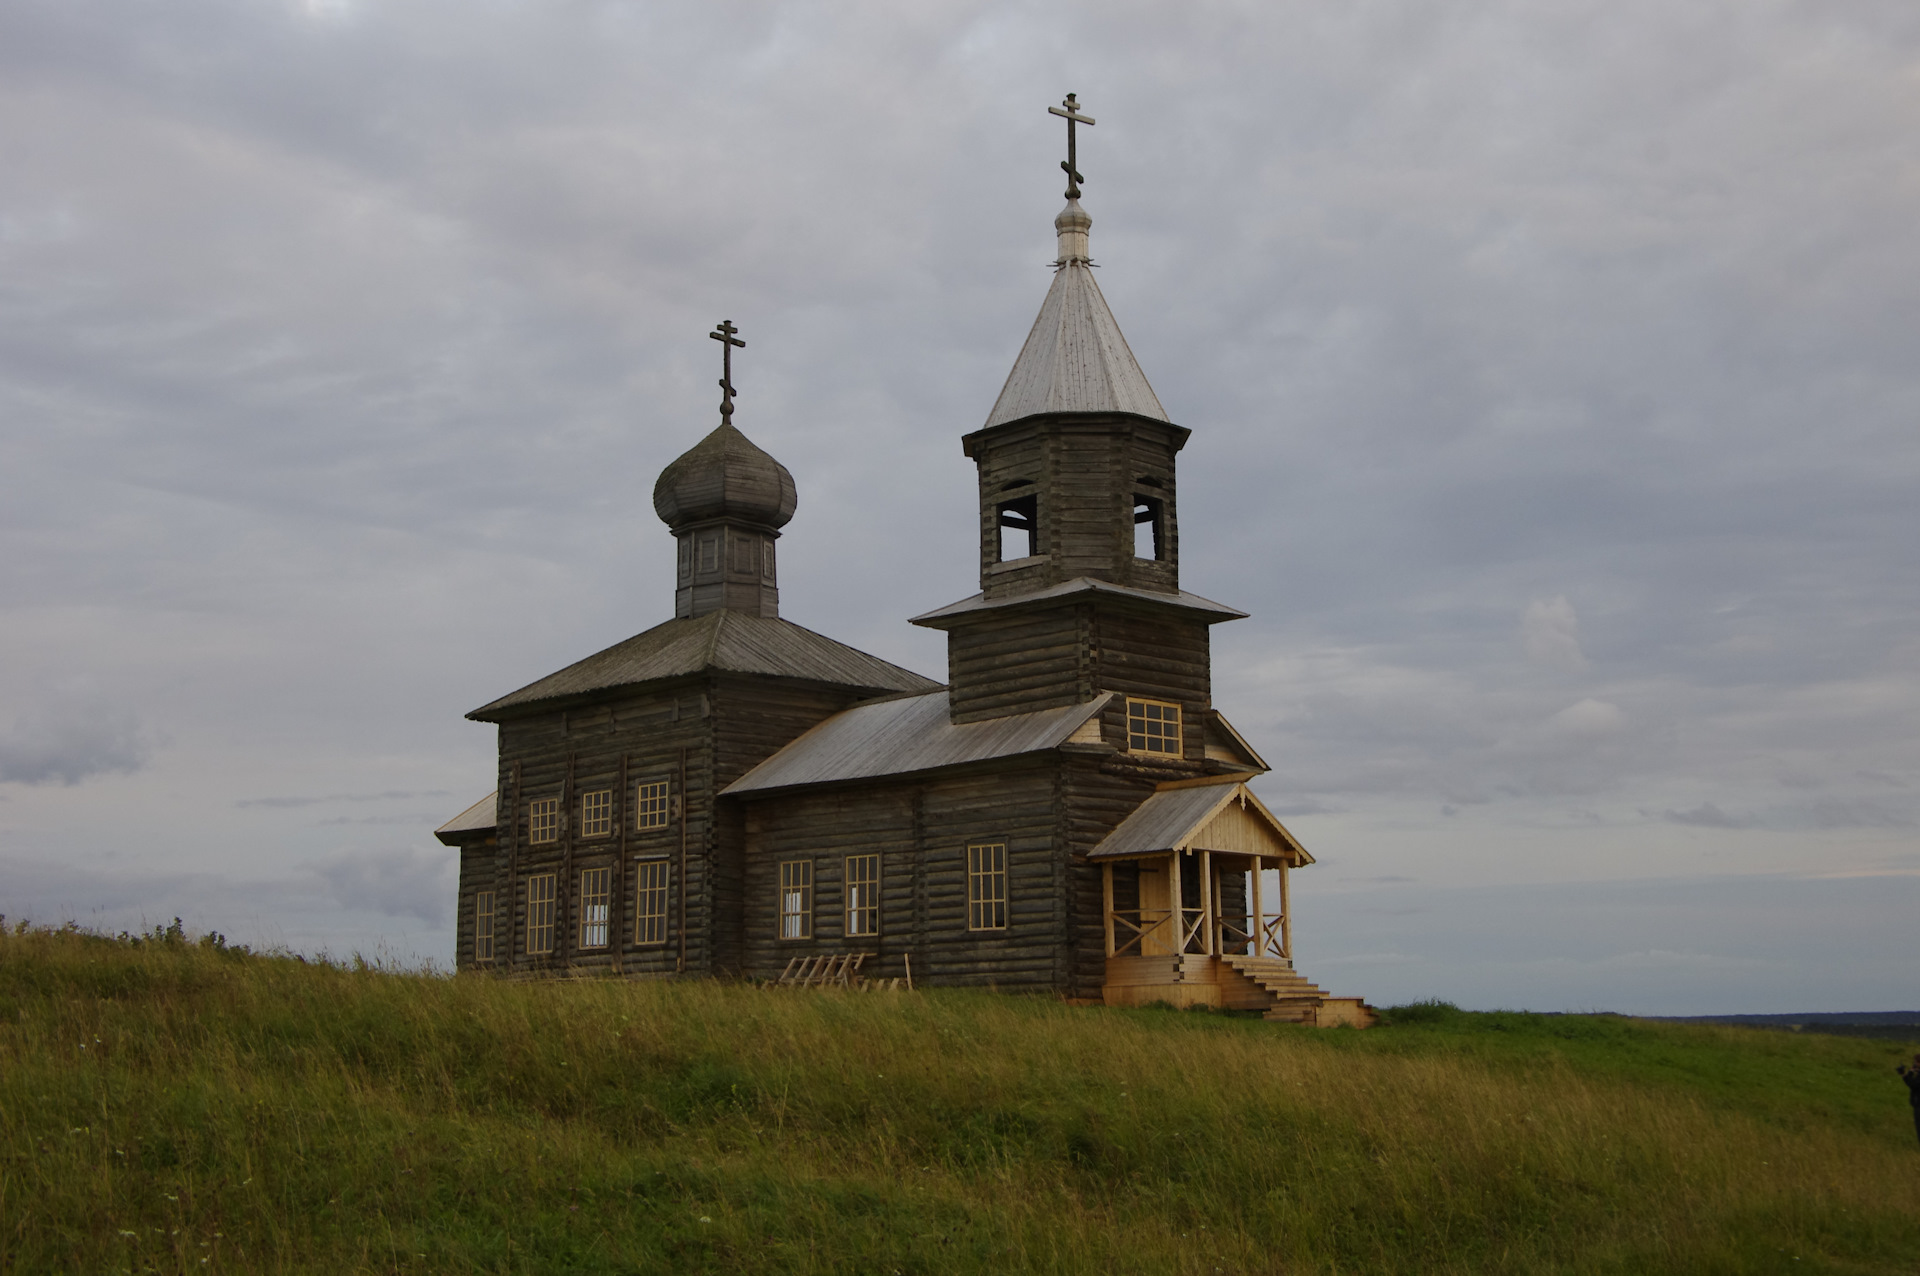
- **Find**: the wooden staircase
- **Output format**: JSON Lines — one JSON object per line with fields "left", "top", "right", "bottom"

{"left": 1219, "top": 954, "right": 1378, "bottom": 1027}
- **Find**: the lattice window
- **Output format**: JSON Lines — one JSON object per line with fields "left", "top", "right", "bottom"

{"left": 636, "top": 780, "right": 670, "bottom": 830}
{"left": 528, "top": 798, "right": 560, "bottom": 845}
{"left": 579, "top": 789, "right": 612, "bottom": 838}
{"left": 967, "top": 843, "right": 1007, "bottom": 931}
{"left": 845, "top": 854, "right": 880, "bottom": 938}
{"left": 779, "top": 860, "right": 813, "bottom": 940}
{"left": 474, "top": 890, "right": 495, "bottom": 963}
{"left": 525, "top": 873, "right": 556, "bottom": 955}
{"left": 578, "top": 867, "right": 610, "bottom": 948}
{"left": 634, "top": 860, "right": 669, "bottom": 946}
{"left": 1126, "top": 699, "right": 1182, "bottom": 756}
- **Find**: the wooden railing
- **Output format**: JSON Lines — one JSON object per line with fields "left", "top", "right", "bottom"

{"left": 1106, "top": 907, "right": 1290, "bottom": 959}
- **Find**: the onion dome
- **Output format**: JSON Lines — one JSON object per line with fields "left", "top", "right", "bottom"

{"left": 652, "top": 422, "right": 798, "bottom": 531}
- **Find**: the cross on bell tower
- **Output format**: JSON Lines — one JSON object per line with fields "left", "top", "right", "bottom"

{"left": 1048, "top": 93, "right": 1095, "bottom": 199}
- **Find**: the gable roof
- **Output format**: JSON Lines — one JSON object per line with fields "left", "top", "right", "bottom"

{"left": 435, "top": 790, "right": 499, "bottom": 844}
{"left": 984, "top": 259, "right": 1168, "bottom": 428}
{"left": 469, "top": 610, "right": 939, "bottom": 720}
{"left": 723, "top": 691, "right": 1116, "bottom": 795}
{"left": 1090, "top": 780, "right": 1312, "bottom": 866}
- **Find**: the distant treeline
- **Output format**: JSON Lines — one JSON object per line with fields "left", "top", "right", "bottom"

{"left": 1658, "top": 1012, "right": 1920, "bottom": 1041}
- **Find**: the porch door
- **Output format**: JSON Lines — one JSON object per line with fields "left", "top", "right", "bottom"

{"left": 1136, "top": 863, "right": 1174, "bottom": 956}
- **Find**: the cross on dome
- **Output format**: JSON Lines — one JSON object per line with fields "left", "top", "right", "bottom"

{"left": 1047, "top": 93, "right": 1095, "bottom": 199}
{"left": 710, "top": 319, "right": 745, "bottom": 424}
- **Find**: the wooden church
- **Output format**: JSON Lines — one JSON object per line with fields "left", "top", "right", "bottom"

{"left": 437, "top": 99, "right": 1372, "bottom": 1025}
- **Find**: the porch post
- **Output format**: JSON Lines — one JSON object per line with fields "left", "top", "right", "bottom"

{"left": 1199, "top": 849, "right": 1214, "bottom": 956}
{"left": 1279, "top": 860, "right": 1292, "bottom": 959}
{"left": 1251, "top": 856, "right": 1266, "bottom": 957}
{"left": 1101, "top": 862, "right": 1115, "bottom": 958}
{"left": 1167, "top": 850, "right": 1184, "bottom": 955}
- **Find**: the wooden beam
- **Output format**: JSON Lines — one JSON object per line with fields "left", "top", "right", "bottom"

{"left": 1279, "top": 862, "right": 1292, "bottom": 960}
{"left": 1167, "top": 850, "right": 1183, "bottom": 955}
{"left": 1199, "top": 849, "right": 1214, "bottom": 957}
{"left": 1102, "top": 862, "right": 1116, "bottom": 958}
{"left": 1250, "top": 856, "right": 1265, "bottom": 957}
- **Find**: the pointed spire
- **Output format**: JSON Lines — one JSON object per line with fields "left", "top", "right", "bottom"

{"left": 984, "top": 196, "right": 1168, "bottom": 428}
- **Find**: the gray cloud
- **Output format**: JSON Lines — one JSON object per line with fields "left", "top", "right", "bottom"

{"left": 0, "top": 703, "right": 152, "bottom": 786}
{"left": 1, "top": 0, "right": 1917, "bottom": 1008}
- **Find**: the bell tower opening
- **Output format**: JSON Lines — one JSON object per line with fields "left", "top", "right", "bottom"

{"left": 1133, "top": 489, "right": 1165, "bottom": 561}
{"left": 996, "top": 483, "right": 1038, "bottom": 562}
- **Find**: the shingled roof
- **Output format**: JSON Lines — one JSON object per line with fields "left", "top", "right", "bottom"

{"left": 468, "top": 609, "right": 940, "bottom": 720}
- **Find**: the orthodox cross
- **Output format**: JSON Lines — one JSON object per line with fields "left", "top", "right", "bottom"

{"left": 1048, "top": 92, "right": 1095, "bottom": 199}
{"left": 710, "top": 319, "right": 745, "bottom": 424}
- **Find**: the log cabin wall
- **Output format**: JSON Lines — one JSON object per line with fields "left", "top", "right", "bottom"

{"left": 451, "top": 836, "right": 498, "bottom": 973}
{"left": 965, "top": 414, "right": 1188, "bottom": 600}
{"left": 944, "top": 598, "right": 1213, "bottom": 731}
{"left": 739, "top": 762, "right": 1069, "bottom": 990}
{"left": 480, "top": 672, "right": 871, "bottom": 979}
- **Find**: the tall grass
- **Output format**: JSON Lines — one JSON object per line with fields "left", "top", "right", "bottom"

{"left": 3, "top": 923, "right": 1916, "bottom": 1274}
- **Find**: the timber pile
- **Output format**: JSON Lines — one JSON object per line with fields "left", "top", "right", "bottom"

{"left": 770, "top": 952, "right": 912, "bottom": 991}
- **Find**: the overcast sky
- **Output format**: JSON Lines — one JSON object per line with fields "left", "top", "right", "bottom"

{"left": 2, "top": 0, "right": 1916, "bottom": 1014}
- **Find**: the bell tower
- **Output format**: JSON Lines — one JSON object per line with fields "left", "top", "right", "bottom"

{"left": 913, "top": 96, "right": 1245, "bottom": 728}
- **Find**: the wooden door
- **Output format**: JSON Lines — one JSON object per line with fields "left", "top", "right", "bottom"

{"left": 1136, "top": 863, "right": 1174, "bottom": 956}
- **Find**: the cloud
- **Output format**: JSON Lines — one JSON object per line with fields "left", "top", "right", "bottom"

{"left": 1548, "top": 698, "right": 1626, "bottom": 740}
{"left": 309, "top": 846, "right": 457, "bottom": 926}
{"left": 1661, "top": 802, "right": 1747, "bottom": 829}
{"left": 236, "top": 791, "right": 452, "bottom": 809}
{"left": 0, "top": 703, "right": 153, "bottom": 786}
{"left": 1521, "top": 597, "right": 1588, "bottom": 673}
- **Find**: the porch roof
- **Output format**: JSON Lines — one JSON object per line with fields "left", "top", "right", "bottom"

{"left": 1089, "top": 780, "right": 1312, "bottom": 866}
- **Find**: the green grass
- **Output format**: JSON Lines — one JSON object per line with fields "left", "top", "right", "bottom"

{"left": 3, "top": 924, "right": 1917, "bottom": 1274}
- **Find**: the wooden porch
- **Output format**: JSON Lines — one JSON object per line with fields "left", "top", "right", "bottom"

{"left": 1093, "top": 781, "right": 1375, "bottom": 1027}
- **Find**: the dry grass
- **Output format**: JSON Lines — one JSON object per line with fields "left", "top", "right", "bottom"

{"left": 2, "top": 922, "right": 1916, "bottom": 1273}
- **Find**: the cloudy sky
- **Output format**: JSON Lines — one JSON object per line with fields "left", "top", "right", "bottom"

{"left": 2, "top": 0, "right": 1916, "bottom": 1013}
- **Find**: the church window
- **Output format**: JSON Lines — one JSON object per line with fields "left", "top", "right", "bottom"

{"left": 529, "top": 798, "right": 560, "bottom": 845}
{"left": 474, "top": 891, "right": 495, "bottom": 963}
{"left": 996, "top": 490, "right": 1038, "bottom": 561}
{"left": 761, "top": 540, "right": 775, "bottom": 579}
{"left": 967, "top": 843, "right": 1007, "bottom": 931}
{"left": 634, "top": 860, "right": 669, "bottom": 945}
{"left": 1127, "top": 699, "right": 1183, "bottom": 755}
{"left": 1133, "top": 494, "right": 1165, "bottom": 560}
{"left": 525, "top": 874, "right": 557, "bottom": 955}
{"left": 845, "top": 854, "right": 880, "bottom": 937}
{"left": 699, "top": 533, "right": 720, "bottom": 573}
{"left": 636, "top": 780, "right": 670, "bottom": 829}
{"left": 580, "top": 789, "right": 612, "bottom": 838}
{"left": 779, "top": 860, "right": 813, "bottom": 940}
{"left": 677, "top": 536, "right": 692, "bottom": 581}
{"left": 578, "top": 867, "right": 611, "bottom": 949}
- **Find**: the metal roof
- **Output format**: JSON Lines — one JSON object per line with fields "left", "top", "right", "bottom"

{"left": 435, "top": 790, "right": 498, "bottom": 843}
{"left": 469, "top": 610, "right": 940, "bottom": 720}
{"left": 985, "top": 234, "right": 1168, "bottom": 429}
{"left": 724, "top": 691, "right": 1116, "bottom": 795}
{"left": 1089, "top": 780, "right": 1312, "bottom": 864}
{"left": 910, "top": 576, "right": 1247, "bottom": 628}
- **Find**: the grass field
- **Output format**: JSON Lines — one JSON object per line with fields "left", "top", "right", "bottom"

{"left": 3, "top": 922, "right": 1917, "bottom": 1274}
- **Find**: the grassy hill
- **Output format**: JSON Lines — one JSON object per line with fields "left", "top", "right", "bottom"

{"left": 3, "top": 923, "right": 1917, "bottom": 1274}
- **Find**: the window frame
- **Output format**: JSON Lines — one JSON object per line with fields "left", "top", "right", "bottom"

{"left": 578, "top": 789, "right": 613, "bottom": 839}
{"left": 845, "top": 854, "right": 880, "bottom": 939}
{"left": 633, "top": 858, "right": 670, "bottom": 946}
{"left": 1126, "top": 698, "right": 1184, "bottom": 757}
{"left": 525, "top": 873, "right": 557, "bottom": 955}
{"left": 778, "top": 859, "right": 813, "bottom": 941}
{"left": 967, "top": 843, "right": 1008, "bottom": 931}
{"left": 474, "top": 890, "right": 495, "bottom": 963}
{"left": 528, "top": 797, "right": 560, "bottom": 846}
{"left": 577, "top": 866, "right": 611, "bottom": 949}
{"left": 635, "top": 780, "right": 670, "bottom": 831}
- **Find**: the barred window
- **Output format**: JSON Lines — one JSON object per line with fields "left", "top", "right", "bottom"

{"left": 967, "top": 843, "right": 1007, "bottom": 931}
{"left": 636, "top": 780, "right": 670, "bottom": 830}
{"left": 779, "top": 860, "right": 812, "bottom": 940}
{"left": 529, "top": 798, "right": 560, "bottom": 845}
{"left": 1126, "top": 698, "right": 1182, "bottom": 756}
{"left": 578, "top": 867, "right": 611, "bottom": 949}
{"left": 634, "top": 860, "right": 669, "bottom": 946}
{"left": 579, "top": 790, "right": 612, "bottom": 838}
{"left": 526, "top": 873, "right": 556, "bottom": 955}
{"left": 845, "top": 854, "right": 879, "bottom": 938}
{"left": 474, "top": 890, "right": 495, "bottom": 963}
